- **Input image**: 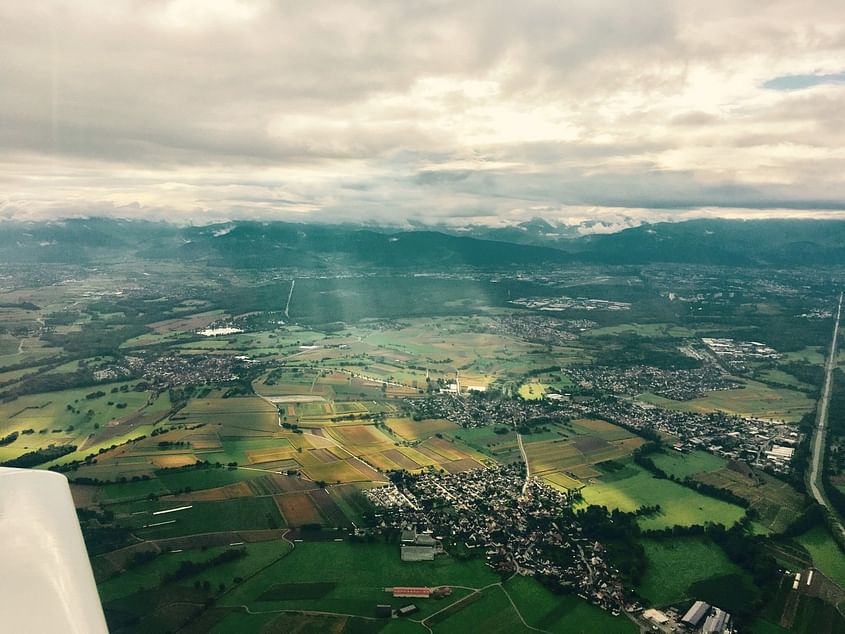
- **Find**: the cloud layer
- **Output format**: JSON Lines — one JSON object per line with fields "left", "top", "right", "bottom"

{"left": 2, "top": 0, "right": 844, "bottom": 226}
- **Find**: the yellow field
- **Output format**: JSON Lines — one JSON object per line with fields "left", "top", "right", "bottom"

{"left": 363, "top": 452, "right": 400, "bottom": 471}
{"left": 351, "top": 433, "right": 486, "bottom": 474}
{"left": 543, "top": 472, "right": 584, "bottom": 491}
{"left": 292, "top": 451, "right": 325, "bottom": 467}
{"left": 387, "top": 417, "right": 459, "bottom": 441}
{"left": 301, "top": 459, "right": 380, "bottom": 483}
{"left": 152, "top": 454, "right": 198, "bottom": 469}
{"left": 187, "top": 434, "right": 222, "bottom": 450}
{"left": 420, "top": 437, "right": 471, "bottom": 462}
{"left": 572, "top": 418, "right": 636, "bottom": 440}
{"left": 177, "top": 481, "right": 253, "bottom": 501}
{"left": 569, "top": 464, "right": 602, "bottom": 479}
{"left": 381, "top": 449, "right": 422, "bottom": 470}
{"left": 148, "top": 310, "right": 227, "bottom": 334}
{"left": 442, "top": 458, "right": 486, "bottom": 473}
{"left": 246, "top": 445, "right": 297, "bottom": 464}
{"left": 397, "top": 446, "right": 439, "bottom": 467}
{"left": 518, "top": 381, "right": 549, "bottom": 400}
{"left": 331, "top": 401, "right": 370, "bottom": 414}
{"left": 327, "top": 424, "right": 394, "bottom": 448}
{"left": 326, "top": 446, "right": 352, "bottom": 460}
{"left": 525, "top": 440, "right": 581, "bottom": 471}
{"left": 299, "top": 433, "right": 338, "bottom": 450}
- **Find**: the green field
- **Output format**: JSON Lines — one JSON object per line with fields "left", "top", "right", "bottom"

{"left": 210, "top": 438, "right": 291, "bottom": 466}
{"left": 113, "top": 496, "right": 284, "bottom": 539}
{"left": 584, "top": 323, "right": 694, "bottom": 338}
{"left": 98, "top": 478, "right": 172, "bottom": 501}
{"left": 221, "top": 541, "right": 498, "bottom": 618}
{"left": 758, "top": 368, "right": 816, "bottom": 391}
{"left": 687, "top": 572, "right": 761, "bottom": 616}
{"left": 782, "top": 347, "right": 826, "bottom": 366}
{"left": 445, "top": 426, "right": 520, "bottom": 462}
{"left": 429, "top": 586, "right": 531, "bottom": 633}
{"left": 795, "top": 526, "right": 845, "bottom": 588}
{"left": 503, "top": 576, "right": 637, "bottom": 633}
{"left": 751, "top": 618, "right": 792, "bottom": 634}
{"left": 580, "top": 461, "right": 746, "bottom": 530}
{"left": 637, "top": 537, "right": 749, "bottom": 606}
{"left": 2, "top": 266, "right": 833, "bottom": 634}
{"left": 156, "top": 465, "right": 268, "bottom": 492}
{"left": 650, "top": 450, "right": 727, "bottom": 479}
{"left": 172, "top": 396, "right": 278, "bottom": 432}
{"left": 99, "top": 541, "right": 292, "bottom": 603}
{"left": 0, "top": 380, "right": 155, "bottom": 446}
{"left": 210, "top": 611, "right": 425, "bottom": 634}
{"left": 518, "top": 381, "right": 549, "bottom": 400}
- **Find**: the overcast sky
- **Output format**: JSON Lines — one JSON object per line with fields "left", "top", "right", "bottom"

{"left": 1, "top": 1, "right": 844, "bottom": 228}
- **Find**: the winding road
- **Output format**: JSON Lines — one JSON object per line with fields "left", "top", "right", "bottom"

{"left": 807, "top": 292, "right": 845, "bottom": 542}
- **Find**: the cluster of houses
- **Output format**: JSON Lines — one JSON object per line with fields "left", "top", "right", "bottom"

{"left": 509, "top": 296, "right": 632, "bottom": 312}
{"left": 591, "top": 397, "right": 801, "bottom": 474}
{"left": 365, "top": 465, "right": 627, "bottom": 615}
{"left": 406, "top": 391, "right": 801, "bottom": 475}
{"left": 406, "top": 393, "right": 568, "bottom": 428}
{"left": 92, "top": 352, "right": 246, "bottom": 388}
{"left": 490, "top": 315, "right": 596, "bottom": 345}
{"left": 563, "top": 364, "right": 739, "bottom": 401}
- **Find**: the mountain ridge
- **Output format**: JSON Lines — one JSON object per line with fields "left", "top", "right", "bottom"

{"left": 3, "top": 217, "right": 845, "bottom": 268}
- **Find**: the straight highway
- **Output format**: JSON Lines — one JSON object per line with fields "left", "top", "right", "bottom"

{"left": 808, "top": 292, "right": 845, "bottom": 542}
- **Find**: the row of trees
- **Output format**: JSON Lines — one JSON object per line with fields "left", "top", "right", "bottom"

{"left": 1, "top": 443, "right": 76, "bottom": 468}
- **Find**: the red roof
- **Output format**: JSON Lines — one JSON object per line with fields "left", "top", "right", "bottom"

{"left": 392, "top": 587, "right": 432, "bottom": 596}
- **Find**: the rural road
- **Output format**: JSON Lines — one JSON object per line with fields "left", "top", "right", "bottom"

{"left": 517, "top": 433, "right": 531, "bottom": 496}
{"left": 284, "top": 279, "right": 295, "bottom": 319}
{"left": 808, "top": 292, "right": 845, "bottom": 542}
{"left": 417, "top": 580, "right": 551, "bottom": 634}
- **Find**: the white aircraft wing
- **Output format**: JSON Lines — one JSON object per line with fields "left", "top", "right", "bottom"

{"left": 0, "top": 467, "right": 109, "bottom": 633}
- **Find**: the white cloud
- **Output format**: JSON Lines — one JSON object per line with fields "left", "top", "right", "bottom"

{"left": 0, "top": 0, "right": 843, "bottom": 225}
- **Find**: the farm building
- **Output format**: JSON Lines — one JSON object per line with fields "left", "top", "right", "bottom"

{"left": 401, "top": 545, "right": 436, "bottom": 561}
{"left": 398, "top": 603, "right": 419, "bottom": 617}
{"left": 682, "top": 600, "right": 711, "bottom": 628}
{"left": 702, "top": 607, "right": 732, "bottom": 634}
{"left": 400, "top": 530, "right": 443, "bottom": 561}
{"left": 766, "top": 445, "right": 795, "bottom": 460}
{"left": 375, "top": 605, "right": 392, "bottom": 618}
{"left": 400, "top": 529, "right": 417, "bottom": 544}
{"left": 392, "top": 587, "right": 432, "bottom": 599}
{"left": 642, "top": 608, "right": 669, "bottom": 625}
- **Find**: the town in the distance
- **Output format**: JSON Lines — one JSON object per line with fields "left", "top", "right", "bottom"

{"left": 2, "top": 218, "right": 845, "bottom": 634}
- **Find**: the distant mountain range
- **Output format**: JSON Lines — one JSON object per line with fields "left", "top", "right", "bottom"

{"left": 434, "top": 217, "right": 640, "bottom": 246}
{"left": 2, "top": 217, "right": 845, "bottom": 268}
